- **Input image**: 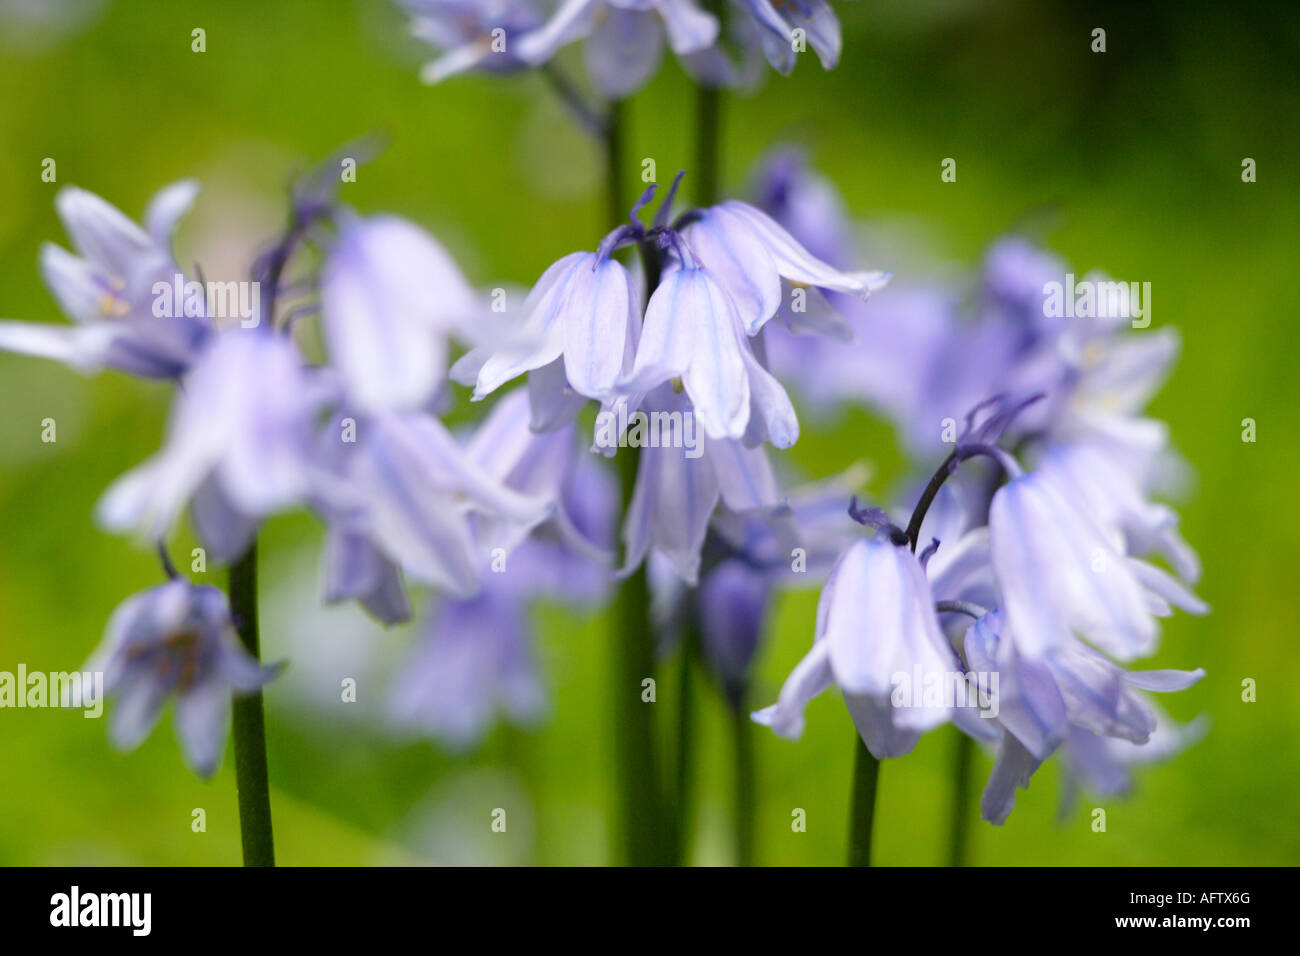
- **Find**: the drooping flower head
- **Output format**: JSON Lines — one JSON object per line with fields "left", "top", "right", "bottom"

{"left": 320, "top": 211, "right": 484, "bottom": 413}
{"left": 611, "top": 175, "right": 886, "bottom": 445}
{"left": 97, "top": 328, "right": 332, "bottom": 563}
{"left": 516, "top": 0, "right": 722, "bottom": 100}
{"left": 88, "top": 579, "right": 281, "bottom": 777}
{"left": 399, "top": 0, "right": 542, "bottom": 83}
{"left": 0, "top": 181, "right": 210, "bottom": 378}
{"left": 386, "top": 402, "right": 619, "bottom": 747}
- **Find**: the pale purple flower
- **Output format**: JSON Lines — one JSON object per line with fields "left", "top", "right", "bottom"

{"left": 386, "top": 425, "right": 618, "bottom": 748}
{"left": 962, "top": 611, "right": 1205, "bottom": 823}
{"left": 1059, "top": 702, "right": 1209, "bottom": 811}
{"left": 697, "top": 559, "right": 769, "bottom": 701}
{"left": 316, "top": 405, "right": 554, "bottom": 601}
{"left": 679, "top": 200, "right": 888, "bottom": 336}
{"left": 517, "top": 0, "right": 720, "bottom": 99}
{"left": 461, "top": 388, "right": 618, "bottom": 564}
{"left": 388, "top": 586, "right": 545, "bottom": 748}
{"left": 0, "top": 181, "right": 209, "bottom": 378}
{"left": 1030, "top": 442, "right": 1200, "bottom": 585}
{"left": 97, "top": 329, "right": 331, "bottom": 562}
{"left": 753, "top": 536, "right": 956, "bottom": 758}
{"left": 620, "top": 261, "right": 774, "bottom": 442}
{"left": 399, "top": 0, "right": 542, "bottom": 83}
{"left": 454, "top": 251, "right": 640, "bottom": 405}
{"left": 649, "top": 465, "right": 863, "bottom": 697}
{"left": 620, "top": 385, "right": 781, "bottom": 582}
{"left": 320, "top": 212, "right": 481, "bottom": 413}
{"left": 988, "top": 463, "right": 1207, "bottom": 661}
{"left": 735, "top": 0, "right": 842, "bottom": 74}
{"left": 88, "top": 579, "right": 280, "bottom": 777}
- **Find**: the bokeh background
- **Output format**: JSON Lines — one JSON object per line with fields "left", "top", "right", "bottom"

{"left": 0, "top": 0, "right": 1295, "bottom": 865}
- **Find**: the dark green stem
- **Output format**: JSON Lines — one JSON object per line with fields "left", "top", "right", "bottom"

{"left": 947, "top": 731, "right": 974, "bottom": 866}
{"left": 847, "top": 735, "right": 880, "bottom": 867}
{"left": 611, "top": 447, "right": 668, "bottom": 865}
{"left": 606, "top": 100, "right": 669, "bottom": 863}
{"left": 731, "top": 695, "right": 756, "bottom": 866}
{"left": 229, "top": 539, "right": 275, "bottom": 867}
{"left": 693, "top": 0, "right": 725, "bottom": 206}
{"left": 694, "top": 78, "right": 723, "bottom": 206}
{"left": 671, "top": 615, "right": 696, "bottom": 864}
{"left": 606, "top": 98, "right": 627, "bottom": 228}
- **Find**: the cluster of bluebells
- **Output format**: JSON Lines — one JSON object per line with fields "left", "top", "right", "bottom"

{"left": 744, "top": 148, "right": 1209, "bottom": 822}
{"left": 0, "top": 145, "right": 1209, "bottom": 824}
{"left": 0, "top": 125, "right": 891, "bottom": 766}
{"left": 0, "top": 167, "right": 624, "bottom": 767}
{"left": 0, "top": 0, "right": 1210, "bottom": 854}
{"left": 397, "top": 0, "right": 849, "bottom": 100}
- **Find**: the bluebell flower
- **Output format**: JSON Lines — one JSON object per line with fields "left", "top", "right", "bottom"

{"left": 97, "top": 329, "right": 331, "bottom": 562}
{"left": 387, "top": 584, "right": 545, "bottom": 748}
{"left": 315, "top": 403, "right": 555, "bottom": 602}
{"left": 87, "top": 579, "right": 280, "bottom": 777}
{"left": 386, "top": 417, "right": 618, "bottom": 748}
{"left": 679, "top": 200, "right": 888, "bottom": 336}
{"left": 1029, "top": 442, "right": 1200, "bottom": 585}
{"left": 517, "top": 0, "right": 721, "bottom": 100}
{"left": 616, "top": 209, "right": 863, "bottom": 446}
{"left": 0, "top": 181, "right": 209, "bottom": 378}
{"left": 454, "top": 251, "right": 640, "bottom": 406}
{"left": 399, "top": 0, "right": 542, "bottom": 83}
{"left": 961, "top": 611, "right": 1205, "bottom": 823}
{"left": 696, "top": 558, "right": 768, "bottom": 700}
{"left": 620, "top": 384, "right": 781, "bottom": 582}
{"left": 753, "top": 536, "right": 957, "bottom": 758}
{"left": 1059, "top": 702, "right": 1209, "bottom": 812}
{"left": 648, "top": 465, "right": 864, "bottom": 698}
{"left": 734, "top": 0, "right": 842, "bottom": 74}
{"left": 459, "top": 180, "right": 881, "bottom": 446}
{"left": 321, "top": 212, "right": 482, "bottom": 413}
{"left": 459, "top": 388, "right": 617, "bottom": 564}
{"left": 988, "top": 459, "right": 1207, "bottom": 661}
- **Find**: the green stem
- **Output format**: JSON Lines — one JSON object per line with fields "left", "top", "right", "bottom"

{"left": 730, "top": 695, "right": 756, "bottom": 867}
{"left": 611, "top": 447, "right": 667, "bottom": 865}
{"left": 847, "top": 735, "right": 880, "bottom": 867}
{"left": 228, "top": 539, "right": 275, "bottom": 867}
{"left": 605, "top": 96, "right": 667, "bottom": 866}
{"left": 947, "top": 731, "right": 974, "bottom": 866}
{"left": 606, "top": 98, "right": 627, "bottom": 229}
{"left": 671, "top": 617, "right": 696, "bottom": 864}
{"left": 693, "top": 0, "right": 725, "bottom": 206}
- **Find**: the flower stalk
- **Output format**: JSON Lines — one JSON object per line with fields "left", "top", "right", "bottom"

{"left": 848, "top": 735, "right": 880, "bottom": 867}
{"left": 228, "top": 540, "right": 275, "bottom": 867}
{"left": 606, "top": 97, "right": 671, "bottom": 865}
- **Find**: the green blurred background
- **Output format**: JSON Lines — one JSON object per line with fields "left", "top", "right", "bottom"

{"left": 0, "top": 0, "right": 1295, "bottom": 865}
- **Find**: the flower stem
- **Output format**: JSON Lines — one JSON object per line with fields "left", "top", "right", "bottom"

{"left": 671, "top": 614, "right": 697, "bottom": 864}
{"left": 694, "top": 0, "right": 725, "bottom": 205}
{"left": 606, "top": 98, "right": 627, "bottom": 229}
{"left": 605, "top": 98, "right": 670, "bottom": 865}
{"left": 730, "top": 694, "right": 756, "bottom": 866}
{"left": 611, "top": 448, "right": 668, "bottom": 865}
{"left": 947, "top": 731, "right": 974, "bottom": 866}
{"left": 228, "top": 538, "right": 275, "bottom": 867}
{"left": 847, "top": 734, "right": 880, "bottom": 866}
